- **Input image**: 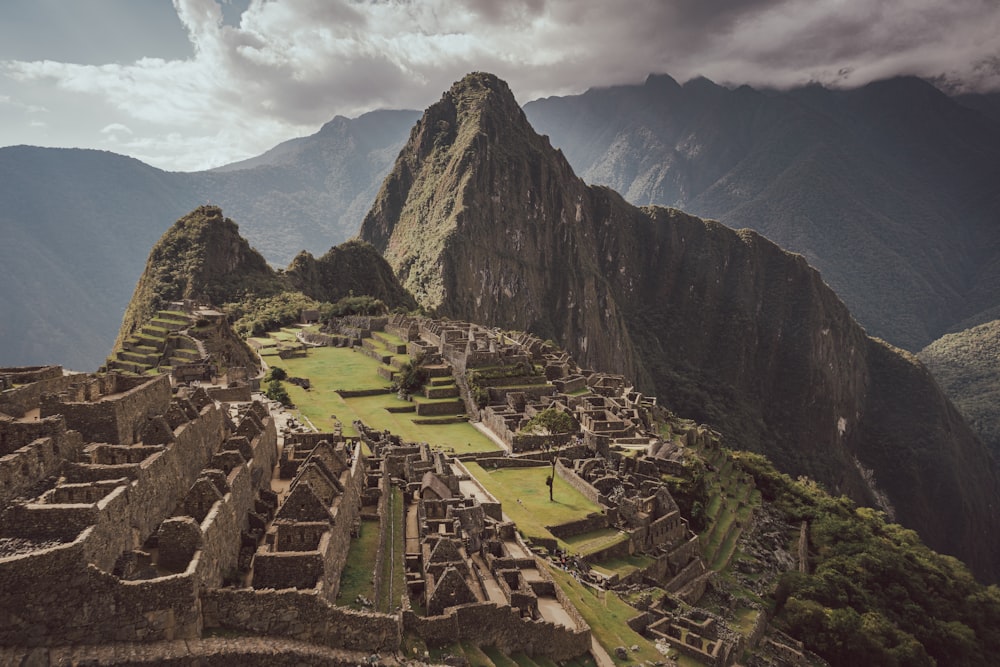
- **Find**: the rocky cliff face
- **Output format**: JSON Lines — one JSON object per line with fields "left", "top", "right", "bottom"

{"left": 360, "top": 73, "right": 1000, "bottom": 581}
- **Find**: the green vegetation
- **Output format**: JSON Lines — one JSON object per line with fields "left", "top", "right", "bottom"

{"left": 226, "top": 291, "right": 319, "bottom": 337}
{"left": 919, "top": 319, "right": 1000, "bottom": 458}
{"left": 337, "top": 518, "right": 379, "bottom": 609}
{"left": 264, "top": 378, "right": 291, "bottom": 406}
{"left": 323, "top": 294, "right": 387, "bottom": 317}
{"left": 266, "top": 345, "right": 497, "bottom": 453}
{"left": 377, "top": 487, "right": 406, "bottom": 613}
{"left": 463, "top": 463, "right": 602, "bottom": 548}
{"left": 547, "top": 566, "right": 662, "bottom": 666}
{"left": 393, "top": 359, "right": 429, "bottom": 395}
{"left": 736, "top": 451, "right": 1000, "bottom": 667}
{"left": 523, "top": 408, "right": 579, "bottom": 435}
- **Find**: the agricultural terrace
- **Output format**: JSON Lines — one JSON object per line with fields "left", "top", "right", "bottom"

{"left": 264, "top": 341, "right": 499, "bottom": 455}
{"left": 463, "top": 462, "right": 623, "bottom": 552}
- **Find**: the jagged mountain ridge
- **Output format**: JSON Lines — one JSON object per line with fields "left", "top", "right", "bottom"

{"left": 523, "top": 74, "right": 1000, "bottom": 352}
{"left": 359, "top": 72, "right": 1000, "bottom": 582}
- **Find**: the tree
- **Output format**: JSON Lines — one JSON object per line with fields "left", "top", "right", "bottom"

{"left": 265, "top": 378, "right": 291, "bottom": 406}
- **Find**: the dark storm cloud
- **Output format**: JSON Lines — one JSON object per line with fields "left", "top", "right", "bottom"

{"left": 3, "top": 0, "right": 997, "bottom": 169}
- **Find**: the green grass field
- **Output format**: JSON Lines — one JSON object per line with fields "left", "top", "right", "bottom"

{"left": 463, "top": 463, "right": 603, "bottom": 548}
{"left": 337, "top": 518, "right": 379, "bottom": 609}
{"left": 273, "top": 346, "right": 498, "bottom": 453}
{"left": 547, "top": 566, "right": 663, "bottom": 666}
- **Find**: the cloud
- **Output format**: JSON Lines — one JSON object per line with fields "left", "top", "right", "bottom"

{"left": 3, "top": 0, "right": 998, "bottom": 169}
{"left": 101, "top": 123, "right": 133, "bottom": 136}
{"left": 0, "top": 94, "right": 49, "bottom": 114}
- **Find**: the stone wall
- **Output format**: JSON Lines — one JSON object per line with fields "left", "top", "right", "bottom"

{"left": 402, "top": 600, "right": 590, "bottom": 662}
{"left": 0, "top": 424, "right": 83, "bottom": 503}
{"left": 0, "top": 528, "right": 202, "bottom": 647}
{"left": 0, "top": 371, "right": 76, "bottom": 419}
{"left": 0, "top": 414, "right": 72, "bottom": 456}
{"left": 202, "top": 588, "right": 401, "bottom": 652}
{"left": 547, "top": 513, "right": 609, "bottom": 539}
{"left": 555, "top": 459, "right": 605, "bottom": 507}
{"left": 205, "top": 386, "right": 252, "bottom": 403}
{"left": 41, "top": 374, "right": 172, "bottom": 446}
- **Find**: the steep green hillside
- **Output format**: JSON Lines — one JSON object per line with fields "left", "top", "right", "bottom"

{"left": 920, "top": 320, "right": 1000, "bottom": 459}
{"left": 116, "top": 206, "right": 416, "bottom": 354}
{"left": 360, "top": 72, "right": 1000, "bottom": 582}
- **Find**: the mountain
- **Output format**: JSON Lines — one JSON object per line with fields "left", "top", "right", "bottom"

{"left": 919, "top": 320, "right": 1000, "bottom": 459}
{"left": 115, "top": 205, "right": 414, "bottom": 349}
{"left": 198, "top": 109, "right": 420, "bottom": 266}
{"left": 359, "top": 72, "right": 1000, "bottom": 582}
{"left": 0, "top": 146, "right": 200, "bottom": 371}
{"left": 523, "top": 74, "right": 1000, "bottom": 352}
{"left": 0, "top": 110, "right": 416, "bottom": 371}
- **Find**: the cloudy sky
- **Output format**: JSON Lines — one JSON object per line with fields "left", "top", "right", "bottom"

{"left": 1, "top": 0, "right": 998, "bottom": 171}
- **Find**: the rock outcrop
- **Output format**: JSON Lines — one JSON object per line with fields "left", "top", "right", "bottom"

{"left": 359, "top": 72, "right": 1000, "bottom": 581}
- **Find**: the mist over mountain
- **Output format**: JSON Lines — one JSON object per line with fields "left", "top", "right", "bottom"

{"left": 360, "top": 72, "right": 1000, "bottom": 581}
{"left": 524, "top": 74, "right": 1000, "bottom": 352}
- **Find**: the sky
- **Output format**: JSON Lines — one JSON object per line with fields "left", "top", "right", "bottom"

{"left": 1, "top": 0, "right": 998, "bottom": 172}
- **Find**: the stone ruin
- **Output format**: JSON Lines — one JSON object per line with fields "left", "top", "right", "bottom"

{"left": 0, "top": 313, "right": 771, "bottom": 664}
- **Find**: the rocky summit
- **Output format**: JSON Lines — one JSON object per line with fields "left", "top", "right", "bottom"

{"left": 360, "top": 72, "right": 1000, "bottom": 582}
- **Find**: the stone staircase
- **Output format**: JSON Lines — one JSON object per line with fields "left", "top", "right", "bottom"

{"left": 105, "top": 310, "right": 200, "bottom": 375}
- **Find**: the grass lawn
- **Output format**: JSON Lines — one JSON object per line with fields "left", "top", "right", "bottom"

{"left": 268, "top": 345, "right": 499, "bottom": 453}
{"left": 589, "top": 552, "right": 655, "bottom": 579}
{"left": 547, "top": 566, "right": 662, "bottom": 666}
{"left": 377, "top": 486, "right": 406, "bottom": 613}
{"left": 464, "top": 463, "right": 603, "bottom": 548}
{"left": 562, "top": 528, "right": 629, "bottom": 557}
{"left": 336, "top": 518, "right": 379, "bottom": 609}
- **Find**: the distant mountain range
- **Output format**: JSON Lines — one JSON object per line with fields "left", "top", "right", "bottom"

{"left": 0, "top": 110, "right": 416, "bottom": 370}
{"left": 2, "top": 74, "right": 999, "bottom": 374}
{"left": 523, "top": 74, "right": 1000, "bottom": 351}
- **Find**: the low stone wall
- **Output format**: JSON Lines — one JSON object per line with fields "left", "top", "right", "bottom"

{"left": 0, "top": 428, "right": 83, "bottom": 503}
{"left": 554, "top": 459, "right": 604, "bottom": 507}
{"left": 41, "top": 374, "right": 172, "bottom": 446}
{"left": 547, "top": 513, "right": 608, "bottom": 539}
{"left": 414, "top": 400, "right": 464, "bottom": 416}
{"left": 511, "top": 432, "right": 571, "bottom": 453}
{"left": 0, "top": 372, "right": 76, "bottom": 419}
{"left": 473, "top": 457, "right": 549, "bottom": 469}
{"left": 1, "top": 637, "right": 404, "bottom": 666}
{"left": 202, "top": 588, "right": 400, "bottom": 652}
{"left": 205, "top": 386, "right": 252, "bottom": 403}
{"left": 0, "top": 365, "right": 63, "bottom": 384}
{"left": 0, "top": 414, "right": 71, "bottom": 457}
{"left": 336, "top": 388, "right": 391, "bottom": 398}
{"left": 402, "top": 600, "right": 590, "bottom": 662}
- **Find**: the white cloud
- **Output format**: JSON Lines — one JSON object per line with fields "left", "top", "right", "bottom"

{"left": 2, "top": 0, "right": 998, "bottom": 169}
